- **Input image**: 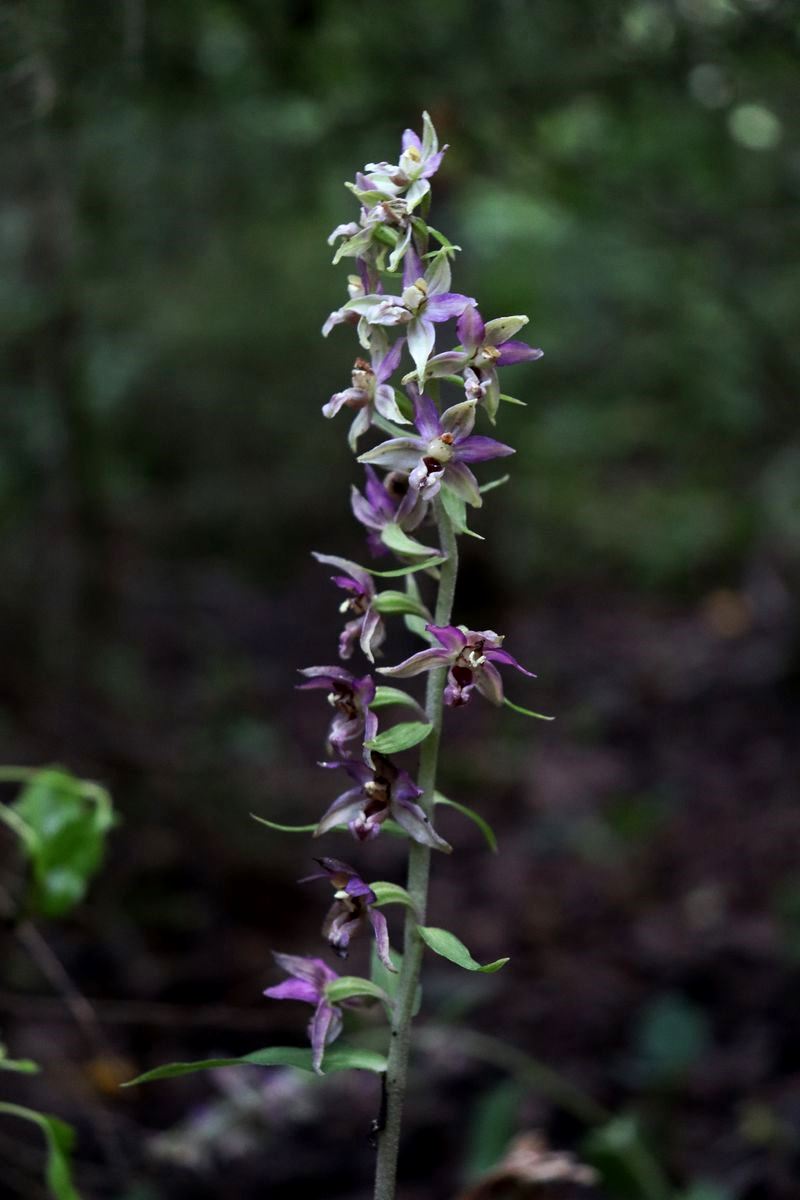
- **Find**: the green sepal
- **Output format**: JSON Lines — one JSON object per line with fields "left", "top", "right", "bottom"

{"left": 122, "top": 1045, "right": 388, "bottom": 1086}
{"left": 499, "top": 393, "right": 527, "bottom": 407}
{"left": 503, "top": 697, "right": 555, "bottom": 721}
{"left": 435, "top": 793, "right": 498, "bottom": 853}
{"left": 371, "top": 589, "right": 431, "bottom": 619}
{"left": 365, "top": 721, "right": 432, "bottom": 755}
{"left": 417, "top": 925, "right": 509, "bottom": 973}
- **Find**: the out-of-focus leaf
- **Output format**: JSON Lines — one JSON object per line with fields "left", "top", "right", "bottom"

{"left": 0, "top": 1043, "right": 39, "bottom": 1074}
{"left": 583, "top": 1115, "right": 671, "bottom": 1200}
{"left": 0, "top": 1102, "right": 80, "bottom": 1200}
{"left": 11, "top": 770, "right": 114, "bottom": 918}
{"left": 463, "top": 1080, "right": 523, "bottom": 1181}
{"left": 632, "top": 992, "right": 711, "bottom": 1086}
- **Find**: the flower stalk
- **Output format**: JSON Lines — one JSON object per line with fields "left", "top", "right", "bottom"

{"left": 372, "top": 498, "right": 458, "bottom": 1200}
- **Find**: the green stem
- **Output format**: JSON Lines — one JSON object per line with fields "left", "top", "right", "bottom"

{"left": 372, "top": 498, "right": 458, "bottom": 1200}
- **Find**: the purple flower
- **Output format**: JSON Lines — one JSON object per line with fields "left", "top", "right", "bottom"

{"left": 351, "top": 466, "right": 428, "bottom": 557}
{"left": 362, "top": 111, "right": 447, "bottom": 211}
{"left": 313, "top": 553, "right": 385, "bottom": 662}
{"left": 297, "top": 666, "right": 377, "bottom": 759}
{"left": 322, "top": 336, "right": 409, "bottom": 451}
{"left": 426, "top": 305, "right": 543, "bottom": 422}
{"left": 301, "top": 857, "right": 395, "bottom": 973}
{"left": 263, "top": 953, "right": 342, "bottom": 1075}
{"left": 322, "top": 272, "right": 367, "bottom": 338}
{"left": 379, "top": 624, "right": 536, "bottom": 708}
{"left": 343, "top": 248, "right": 474, "bottom": 380}
{"left": 357, "top": 388, "right": 514, "bottom": 508}
{"left": 315, "top": 754, "right": 451, "bottom": 852}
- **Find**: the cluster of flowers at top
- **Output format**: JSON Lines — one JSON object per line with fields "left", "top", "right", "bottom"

{"left": 264, "top": 113, "right": 541, "bottom": 1073}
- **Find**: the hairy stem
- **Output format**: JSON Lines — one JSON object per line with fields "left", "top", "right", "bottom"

{"left": 373, "top": 497, "right": 458, "bottom": 1200}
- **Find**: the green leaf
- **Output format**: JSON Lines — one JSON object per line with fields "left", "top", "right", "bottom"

{"left": 369, "top": 881, "right": 418, "bottom": 911}
{"left": 370, "top": 945, "right": 422, "bottom": 1016}
{"left": 379, "top": 523, "right": 439, "bottom": 558}
{"left": 0, "top": 1043, "right": 40, "bottom": 1074}
{"left": 123, "top": 1045, "right": 388, "bottom": 1086}
{"left": 371, "top": 686, "right": 423, "bottom": 712}
{"left": 404, "top": 572, "right": 431, "bottom": 641}
{"left": 583, "top": 1115, "right": 672, "bottom": 1200}
{"left": 364, "top": 556, "right": 446, "bottom": 578}
{"left": 417, "top": 926, "right": 509, "bottom": 973}
{"left": 440, "top": 485, "right": 484, "bottom": 540}
{"left": 465, "top": 1081, "right": 524, "bottom": 1181}
{"left": 250, "top": 813, "right": 317, "bottom": 833}
{"left": 371, "top": 589, "right": 431, "bottom": 619}
{"left": 479, "top": 474, "right": 511, "bottom": 495}
{"left": 12, "top": 769, "right": 114, "bottom": 918}
{"left": 365, "top": 721, "right": 432, "bottom": 755}
{"left": 324, "top": 975, "right": 390, "bottom": 1006}
{"left": 0, "top": 1102, "right": 80, "bottom": 1200}
{"left": 434, "top": 793, "right": 498, "bottom": 853}
{"left": 502, "top": 697, "right": 555, "bottom": 721}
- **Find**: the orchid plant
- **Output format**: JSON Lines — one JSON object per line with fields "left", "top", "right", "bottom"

{"left": 127, "top": 112, "right": 546, "bottom": 1200}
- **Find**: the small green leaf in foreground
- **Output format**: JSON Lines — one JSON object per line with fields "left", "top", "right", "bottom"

{"left": 369, "top": 881, "right": 418, "bottom": 911}
{"left": 324, "top": 976, "right": 391, "bottom": 1006}
{"left": 417, "top": 926, "right": 509, "bottom": 974}
{"left": 123, "top": 1045, "right": 388, "bottom": 1086}
{"left": 365, "top": 721, "right": 432, "bottom": 755}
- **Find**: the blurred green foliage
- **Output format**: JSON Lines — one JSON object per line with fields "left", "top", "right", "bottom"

{"left": 0, "top": 0, "right": 797, "bottom": 645}
{"left": 0, "top": 767, "right": 114, "bottom": 917}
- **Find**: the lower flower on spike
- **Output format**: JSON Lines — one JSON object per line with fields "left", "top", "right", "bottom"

{"left": 262, "top": 953, "right": 343, "bottom": 1075}
{"left": 315, "top": 753, "right": 451, "bottom": 852}
{"left": 301, "top": 857, "right": 396, "bottom": 973}
{"left": 297, "top": 666, "right": 377, "bottom": 759}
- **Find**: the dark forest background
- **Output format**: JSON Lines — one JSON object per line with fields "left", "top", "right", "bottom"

{"left": 0, "top": 2, "right": 798, "bottom": 1198}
